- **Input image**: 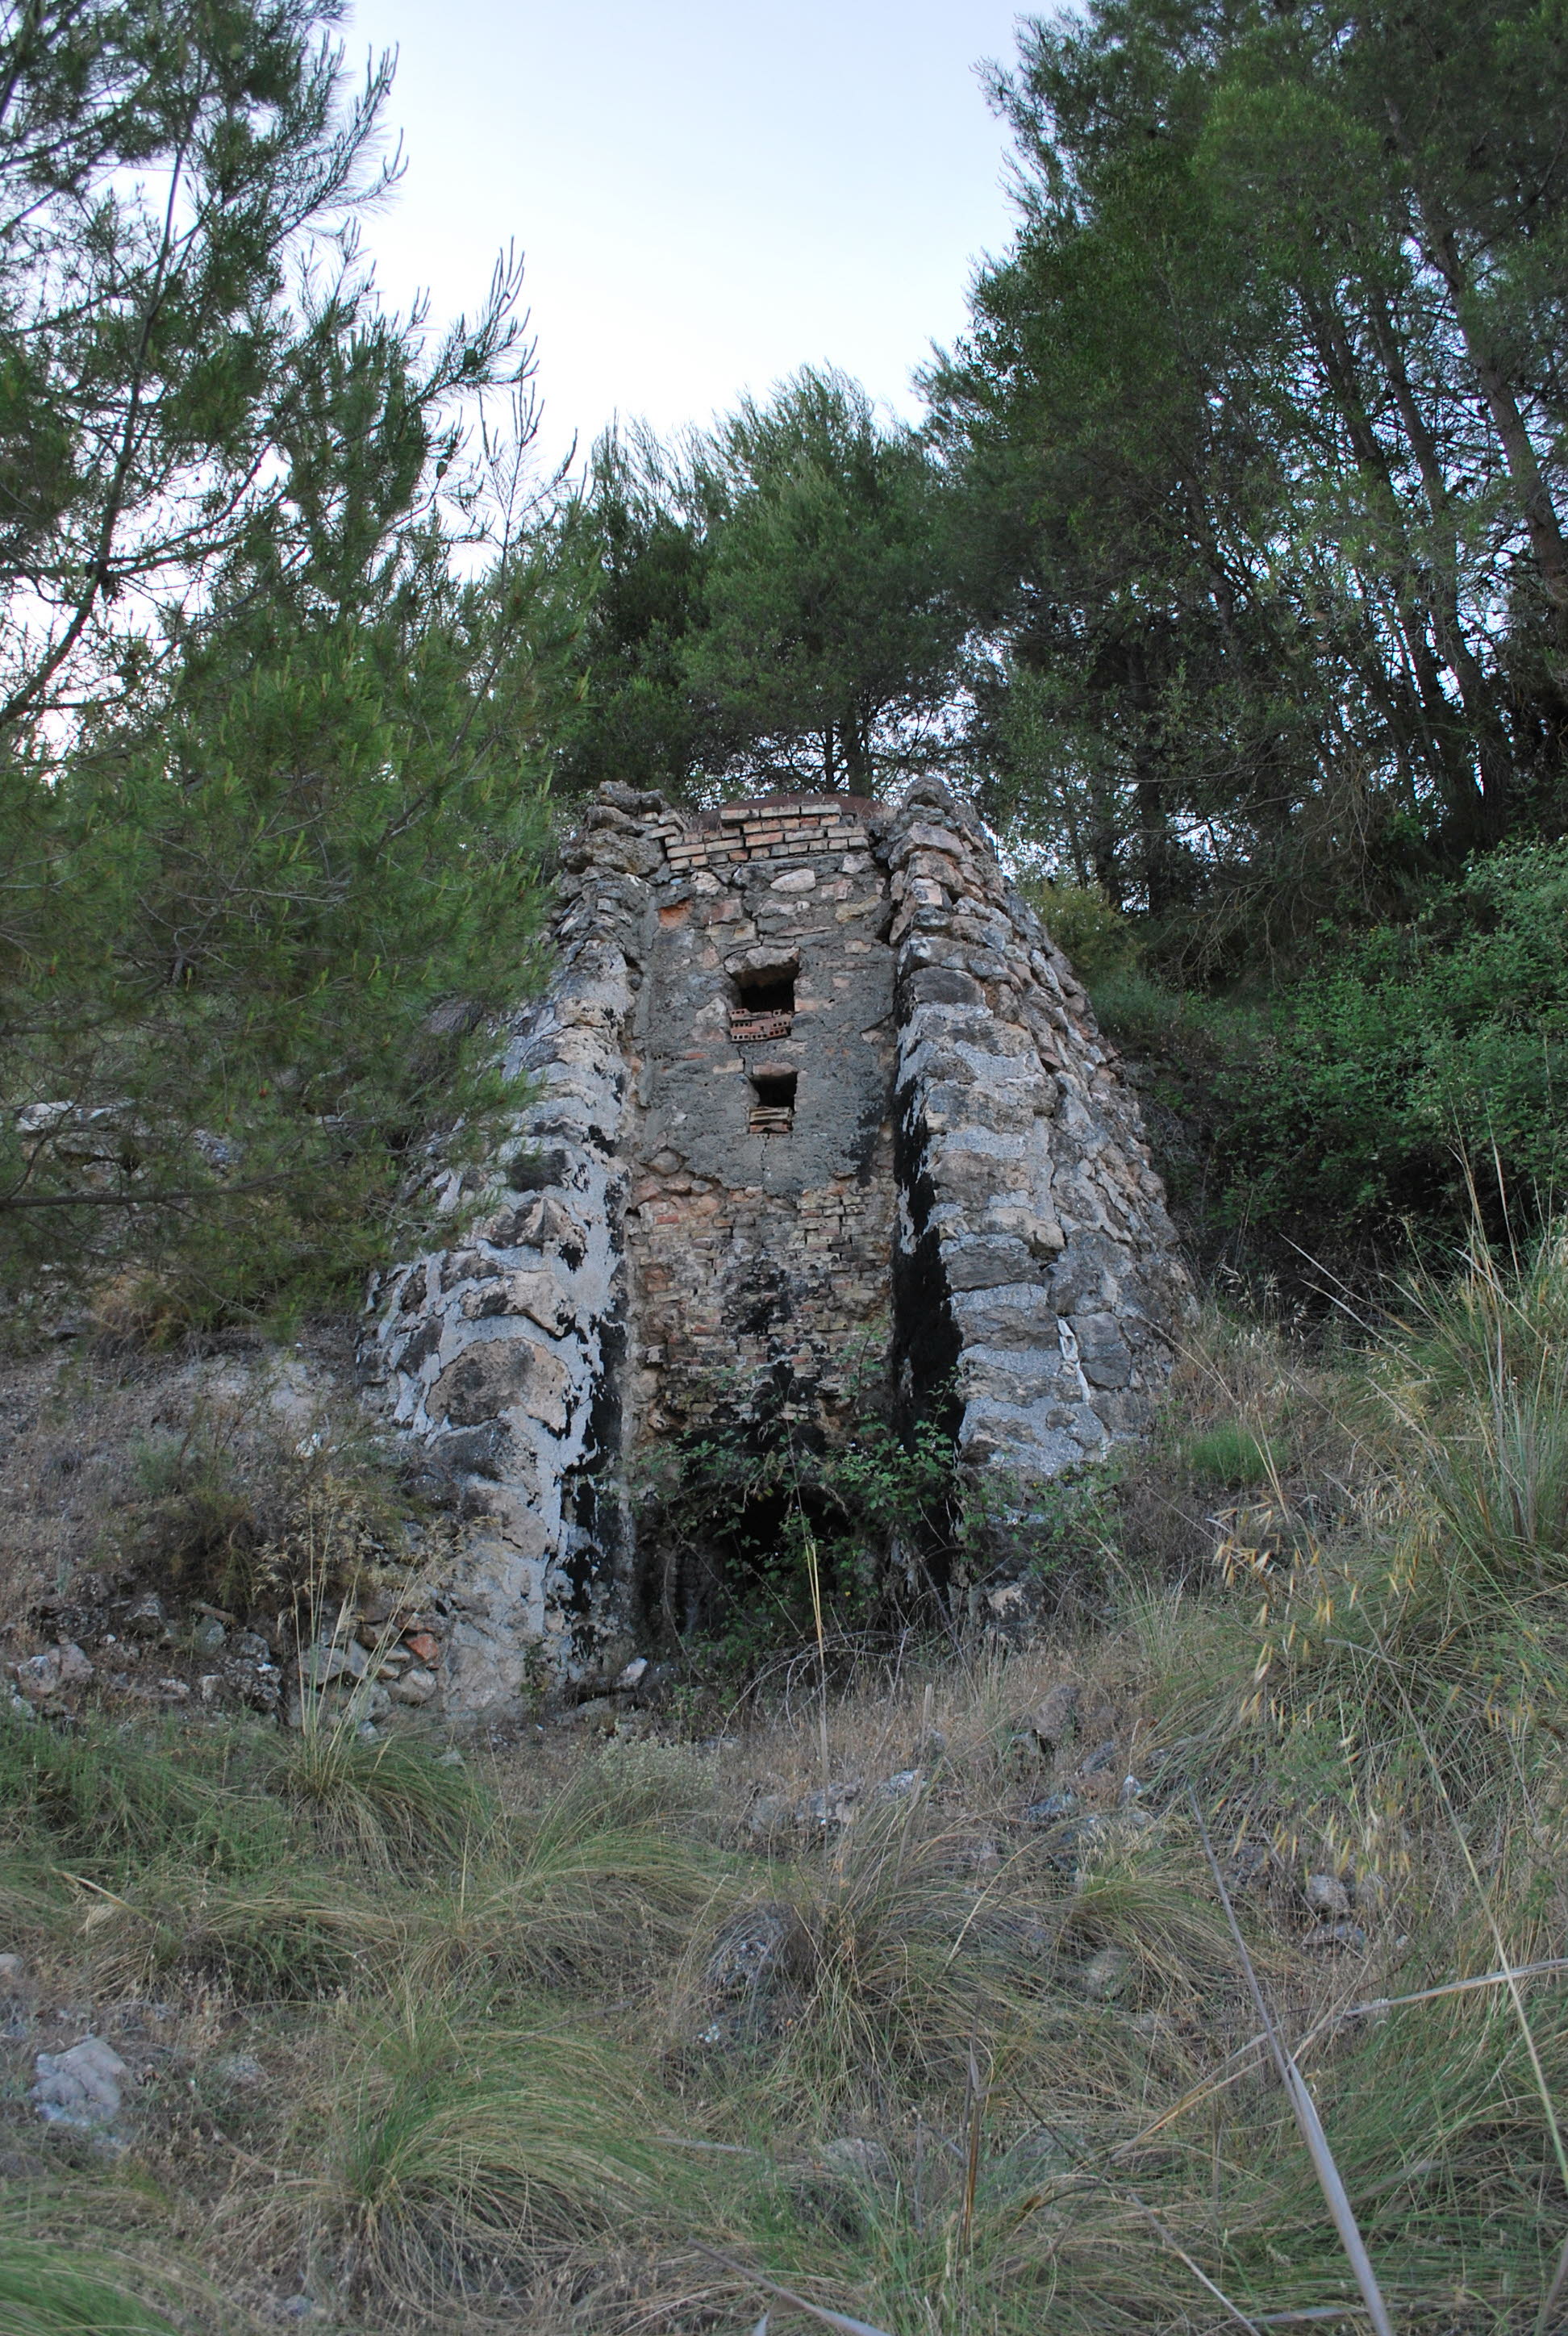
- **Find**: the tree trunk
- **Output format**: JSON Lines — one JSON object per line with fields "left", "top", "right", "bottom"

{"left": 1383, "top": 98, "right": 1568, "bottom": 644}
{"left": 1127, "top": 640, "right": 1178, "bottom": 915}
{"left": 840, "top": 713, "right": 872, "bottom": 792}
{"left": 1304, "top": 289, "right": 1493, "bottom": 836}
{"left": 1361, "top": 286, "right": 1516, "bottom": 833}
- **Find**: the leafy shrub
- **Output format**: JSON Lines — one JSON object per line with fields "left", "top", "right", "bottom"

{"left": 970, "top": 1458, "right": 1124, "bottom": 1608}
{"left": 1086, "top": 966, "right": 1189, "bottom": 1051}
{"left": 1087, "top": 968, "right": 1249, "bottom": 1062}
{"left": 638, "top": 1360, "right": 966, "bottom": 1667}
{"left": 1214, "top": 843, "right": 1568, "bottom": 1247}
{"left": 1021, "top": 879, "right": 1142, "bottom": 982}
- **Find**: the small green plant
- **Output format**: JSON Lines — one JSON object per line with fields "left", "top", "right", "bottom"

{"left": 123, "top": 1420, "right": 261, "bottom": 1606}
{"left": 1086, "top": 966, "right": 1200, "bottom": 1052}
{"left": 979, "top": 1459, "right": 1123, "bottom": 1598}
{"left": 1176, "top": 1421, "right": 1281, "bottom": 1490}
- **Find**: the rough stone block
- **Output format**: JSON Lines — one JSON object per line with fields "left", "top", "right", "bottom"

{"left": 891, "top": 822, "right": 968, "bottom": 865}
{"left": 1070, "top": 1314, "right": 1133, "bottom": 1388}
{"left": 903, "top": 965, "right": 982, "bottom": 1007}
{"left": 460, "top": 1270, "right": 573, "bottom": 1336}
{"left": 429, "top": 1337, "right": 571, "bottom": 1433}
{"left": 949, "top": 1287, "right": 1063, "bottom": 1351}
{"left": 944, "top": 1236, "right": 1045, "bottom": 1291}
{"left": 504, "top": 1145, "right": 572, "bottom": 1194}
{"left": 982, "top": 1203, "right": 1065, "bottom": 1258}
{"left": 432, "top": 1420, "right": 517, "bottom": 1481}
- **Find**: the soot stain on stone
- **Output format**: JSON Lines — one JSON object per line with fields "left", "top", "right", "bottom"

{"left": 892, "top": 1084, "right": 962, "bottom": 1441}
{"left": 508, "top": 1145, "right": 570, "bottom": 1192}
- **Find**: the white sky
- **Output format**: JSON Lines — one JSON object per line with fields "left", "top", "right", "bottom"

{"left": 344, "top": 0, "right": 1030, "bottom": 470}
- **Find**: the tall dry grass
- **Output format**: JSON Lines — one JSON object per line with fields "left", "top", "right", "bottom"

{"left": 5, "top": 1228, "right": 1568, "bottom": 2331}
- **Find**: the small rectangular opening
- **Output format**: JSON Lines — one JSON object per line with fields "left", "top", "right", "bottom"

{"left": 736, "top": 970, "right": 796, "bottom": 1014}
{"left": 749, "top": 1070, "right": 797, "bottom": 1135}
{"left": 729, "top": 965, "right": 798, "bottom": 1045}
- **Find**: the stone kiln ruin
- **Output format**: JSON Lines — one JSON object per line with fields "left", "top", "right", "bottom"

{"left": 365, "top": 778, "right": 1191, "bottom": 1714}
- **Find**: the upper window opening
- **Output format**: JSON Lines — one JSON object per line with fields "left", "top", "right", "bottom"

{"left": 749, "top": 1070, "right": 797, "bottom": 1135}
{"left": 730, "top": 962, "right": 797, "bottom": 1044}
{"left": 736, "top": 969, "right": 795, "bottom": 1014}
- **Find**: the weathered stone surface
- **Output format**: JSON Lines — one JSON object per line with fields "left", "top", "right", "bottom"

{"left": 11, "top": 1641, "right": 94, "bottom": 1701}
{"left": 390, "top": 1665, "right": 438, "bottom": 1705}
{"left": 1073, "top": 1314, "right": 1134, "bottom": 1389}
{"left": 1029, "top": 1681, "right": 1081, "bottom": 1754}
{"left": 1301, "top": 1921, "right": 1368, "bottom": 1952}
{"left": 365, "top": 782, "right": 1191, "bottom": 1713}
{"left": 945, "top": 1237, "right": 1045, "bottom": 1291}
{"left": 427, "top": 1339, "right": 570, "bottom": 1433}
{"left": 1304, "top": 1872, "right": 1352, "bottom": 1917}
{"left": 904, "top": 965, "right": 983, "bottom": 1007}
{"left": 31, "top": 2037, "right": 129, "bottom": 2130}
{"left": 1079, "top": 1945, "right": 1132, "bottom": 2000}
{"left": 425, "top": 1345, "right": 513, "bottom": 1426}
{"left": 706, "top": 1901, "right": 815, "bottom": 1997}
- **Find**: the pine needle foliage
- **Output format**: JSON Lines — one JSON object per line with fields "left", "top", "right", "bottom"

{"left": 0, "top": 0, "right": 569, "bottom": 1331}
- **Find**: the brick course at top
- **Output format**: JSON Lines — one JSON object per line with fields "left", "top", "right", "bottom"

{"left": 365, "top": 778, "right": 1192, "bottom": 1715}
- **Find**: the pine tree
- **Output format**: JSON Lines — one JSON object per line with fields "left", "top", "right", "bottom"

{"left": 0, "top": 2, "right": 564, "bottom": 1327}
{"left": 559, "top": 373, "right": 967, "bottom": 800}
{"left": 932, "top": 0, "right": 1568, "bottom": 962}
{"left": 685, "top": 369, "right": 965, "bottom": 794}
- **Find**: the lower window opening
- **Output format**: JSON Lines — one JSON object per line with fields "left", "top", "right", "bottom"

{"left": 749, "top": 1070, "right": 797, "bottom": 1134}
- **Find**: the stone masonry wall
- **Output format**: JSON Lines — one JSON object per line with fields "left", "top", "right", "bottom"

{"left": 364, "top": 778, "right": 1192, "bottom": 1715}
{"left": 622, "top": 794, "right": 898, "bottom": 1470}
{"left": 886, "top": 778, "right": 1192, "bottom": 1479}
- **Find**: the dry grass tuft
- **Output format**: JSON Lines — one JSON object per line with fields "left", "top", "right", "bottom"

{"left": 269, "top": 1703, "right": 486, "bottom": 1868}
{"left": 297, "top": 1990, "right": 678, "bottom": 2311}
{"left": 409, "top": 1742, "right": 727, "bottom": 1999}
{"left": 0, "top": 2193, "right": 252, "bottom": 2336}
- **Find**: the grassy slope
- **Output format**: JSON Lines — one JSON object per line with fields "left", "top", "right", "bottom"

{"left": 2, "top": 1240, "right": 1568, "bottom": 2332}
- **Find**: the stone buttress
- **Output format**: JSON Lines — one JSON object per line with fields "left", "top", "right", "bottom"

{"left": 364, "top": 778, "right": 1191, "bottom": 1713}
